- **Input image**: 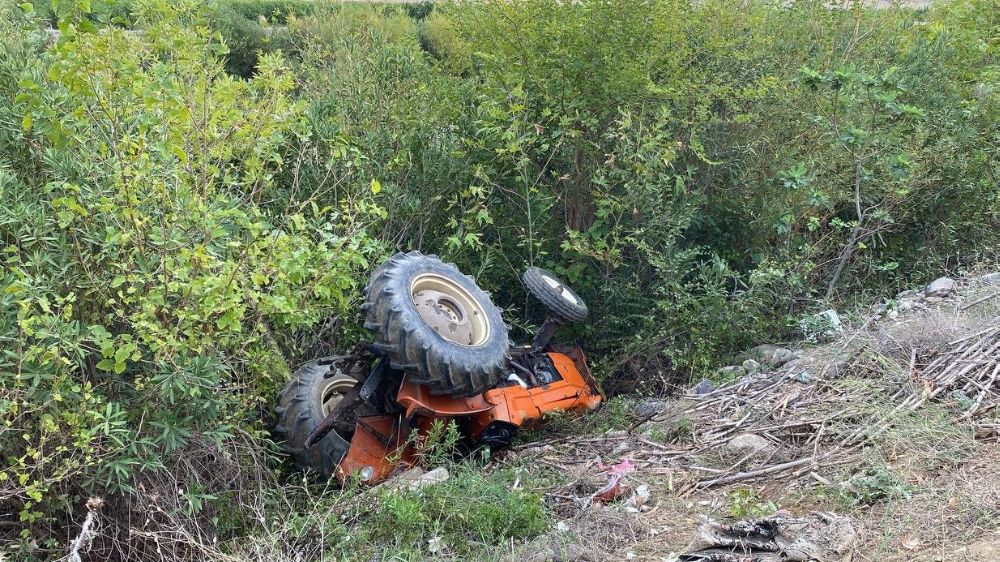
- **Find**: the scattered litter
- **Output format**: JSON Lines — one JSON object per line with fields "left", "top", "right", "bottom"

{"left": 680, "top": 511, "right": 856, "bottom": 561}
{"left": 625, "top": 484, "right": 651, "bottom": 512}
{"left": 605, "top": 458, "right": 637, "bottom": 476}
{"left": 801, "top": 309, "right": 843, "bottom": 342}
{"left": 591, "top": 458, "right": 636, "bottom": 504}
{"left": 427, "top": 536, "right": 443, "bottom": 554}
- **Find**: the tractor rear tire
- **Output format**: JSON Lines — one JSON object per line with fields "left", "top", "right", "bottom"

{"left": 274, "top": 359, "right": 357, "bottom": 477}
{"left": 363, "top": 251, "right": 510, "bottom": 396}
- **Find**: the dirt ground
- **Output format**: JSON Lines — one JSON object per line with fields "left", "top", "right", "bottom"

{"left": 508, "top": 272, "right": 1000, "bottom": 561}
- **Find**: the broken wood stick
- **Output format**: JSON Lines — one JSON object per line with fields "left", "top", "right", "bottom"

{"left": 959, "top": 291, "right": 1000, "bottom": 311}
{"left": 695, "top": 456, "right": 815, "bottom": 488}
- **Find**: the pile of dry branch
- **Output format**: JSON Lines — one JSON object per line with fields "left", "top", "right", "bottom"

{"left": 509, "top": 283, "right": 999, "bottom": 508}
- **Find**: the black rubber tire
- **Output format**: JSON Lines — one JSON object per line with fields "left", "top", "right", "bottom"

{"left": 274, "top": 360, "right": 355, "bottom": 477}
{"left": 522, "top": 266, "right": 589, "bottom": 323}
{"left": 363, "top": 251, "right": 510, "bottom": 396}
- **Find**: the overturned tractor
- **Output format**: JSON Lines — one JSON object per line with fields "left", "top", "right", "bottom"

{"left": 275, "top": 251, "right": 602, "bottom": 483}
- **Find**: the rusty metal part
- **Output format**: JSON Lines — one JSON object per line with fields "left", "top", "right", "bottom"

{"left": 396, "top": 348, "right": 602, "bottom": 442}
{"left": 530, "top": 317, "right": 564, "bottom": 352}
{"left": 305, "top": 381, "right": 363, "bottom": 449}
{"left": 336, "top": 415, "right": 416, "bottom": 482}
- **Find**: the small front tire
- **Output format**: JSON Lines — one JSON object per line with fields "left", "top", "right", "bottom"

{"left": 522, "top": 266, "right": 589, "bottom": 323}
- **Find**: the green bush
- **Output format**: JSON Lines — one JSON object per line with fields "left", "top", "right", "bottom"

{"left": 221, "top": 0, "right": 315, "bottom": 24}
{"left": 1, "top": 2, "right": 378, "bottom": 555}
{"left": 419, "top": 10, "right": 471, "bottom": 74}
{"left": 276, "top": 0, "right": 999, "bottom": 393}
{"left": 418, "top": 0, "right": 998, "bottom": 390}
{"left": 209, "top": 3, "right": 297, "bottom": 78}
{"left": 1, "top": 0, "right": 998, "bottom": 557}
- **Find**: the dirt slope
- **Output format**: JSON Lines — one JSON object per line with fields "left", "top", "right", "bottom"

{"left": 504, "top": 270, "right": 1000, "bottom": 561}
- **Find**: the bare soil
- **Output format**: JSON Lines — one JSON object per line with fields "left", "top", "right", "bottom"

{"left": 507, "top": 271, "right": 1000, "bottom": 561}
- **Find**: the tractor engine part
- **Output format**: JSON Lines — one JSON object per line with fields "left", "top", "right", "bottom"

{"left": 363, "top": 251, "right": 511, "bottom": 397}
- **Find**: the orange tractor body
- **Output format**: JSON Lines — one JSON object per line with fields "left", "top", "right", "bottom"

{"left": 336, "top": 348, "right": 602, "bottom": 483}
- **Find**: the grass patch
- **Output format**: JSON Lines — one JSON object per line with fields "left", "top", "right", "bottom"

{"left": 357, "top": 466, "right": 549, "bottom": 560}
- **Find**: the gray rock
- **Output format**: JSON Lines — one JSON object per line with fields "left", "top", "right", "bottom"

{"left": 386, "top": 467, "right": 450, "bottom": 492}
{"left": 925, "top": 276, "right": 956, "bottom": 297}
{"left": 749, "top": 344, "right": 797, "bottom": 369}
{"left": 742, "top": 359, "right": 762, "bottom": 373}
{"left": 981, "top": 272, "right": 1000, "bottom": 286}
{"left": 634, "top": 398, "right": 668, "bottom": 417}
{"left": 726, "top": 433, "right": 774, "bottom": 456}
{"left": 718, "top": 365, "right": 746, "bottom": 379}
{"left": 692, "top": 378, "right": 716, "bottom": 395}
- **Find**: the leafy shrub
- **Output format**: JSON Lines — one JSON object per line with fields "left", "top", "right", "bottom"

{"left": 413, "top": 0, "right": 999, "bottom": 392}
{"left": 222, "top": 0, "right": 315, "bottom": 24}
{"left": 28, "top": 0, "right": 137, "bottom": 27}
{"left": 1, "top": 1, "right": 378, "bottom": 555}
{"left": 419, "top": 10, "right": 471, "bottom": 75}
{"left": 838, "top": 467, "right": 911, "bottom": 508}
{"left": 272, "top": 0, "right": 1000, "bottom": 396}
{"left": 728, "top": 488, "right": 779, "bottom": 518}
{"left": 207, "top": 2, "right": 298, "bottom": 78}
{"left": 1, "top": 0, "right": 999, "bottom": 558}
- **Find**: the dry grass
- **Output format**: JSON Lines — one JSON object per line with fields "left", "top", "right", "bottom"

{"left": 503, "top": 272, "right": 1000, "bottom": 560}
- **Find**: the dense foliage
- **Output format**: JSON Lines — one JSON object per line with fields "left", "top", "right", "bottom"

{"left": 1, "top": 0, "right": 997, "bottom": 560}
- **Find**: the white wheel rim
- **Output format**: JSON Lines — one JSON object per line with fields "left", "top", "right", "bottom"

{"left": 410, "top": 273, "right": 491, "bottom": 346}
{"left": 320, "top": 374, "right": 358, "bottom": 417}
{"left": 542, "top": 273, "right": 578, "bottom": 305}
